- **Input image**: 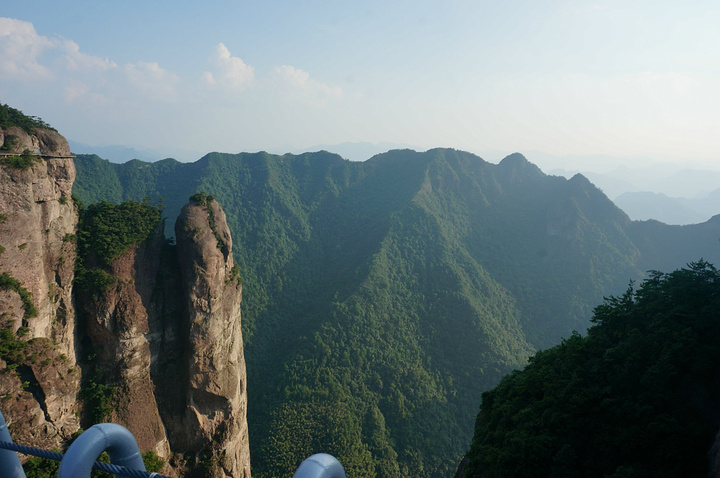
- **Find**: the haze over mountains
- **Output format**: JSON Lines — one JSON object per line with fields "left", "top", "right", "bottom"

{"left": 69, "top": 138, "right": 720, "bottom": 227}
{"left": 67, "top": 139, "right": 205, "bottom": 165}
{"left": 550, "top": 163, "right": 720, "bottom": 226}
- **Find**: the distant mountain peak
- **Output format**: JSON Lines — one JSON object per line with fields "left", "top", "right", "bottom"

{"left": 569, "top": 172, "right": 592, "bottom": 185}
{"left": 497, "top": 152, "right": 545, "bottom": 182}
{"left": 499, "top": 152, "right": 529, "bottom": 164}
{"left": 707, "top": 213, "right": 720, "bottom": 225}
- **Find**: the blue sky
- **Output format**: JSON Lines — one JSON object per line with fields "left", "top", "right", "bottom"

{"left": 1, "top": 1, "right": 719, "bottom": 166}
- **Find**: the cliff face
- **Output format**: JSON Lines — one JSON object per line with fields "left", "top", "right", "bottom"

{"left": 1, "top": 122, "right": 251, "bottom": 477}
{"left": 77, "top": 228, "right": 173, "bottom": 458}
{"left": 0, "top": 130, "right": 76, "bottom": 348}
{"left": 173, "top": 198, "right": 250, "bottom": 478}
{"left": 79, "top": 197, "right": 251, "bottom": 478}
{"left": 0, "top": 126, "right": 73, "bottom": 158}
{"left": 0, "top": 126, "right": 80, "bottom": 450}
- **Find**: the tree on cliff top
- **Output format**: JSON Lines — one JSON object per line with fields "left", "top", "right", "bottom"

{"left": 76, "top": 200, "right": 162, "bottom": 267}
{"left": 74, "top": 200, "right": 163, "bottom": 297}
{"left": 0, "top": 103, "right": 55, "bottom": 133}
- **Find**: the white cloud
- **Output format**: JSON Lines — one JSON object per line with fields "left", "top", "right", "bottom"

{"left": 0, "top": 17, "right": 56, "bottom": 79}
{"left": 273, "top": 65, "right": 343, "bottom": 105}
{"left": 275, "top": 65, "right": 311, "bottom": 87}
{"left": 0, "top": 18, "right": 114, "bottom": 79}
{"left": 61, "top": 39, "right": 116, "bottom": 72}
{"left": 0, "top": 18, "right": 349, "bottom": 154}
{"left": 63, "top": 81, "right": 113, "bottom": 107}
{"left": 203, "top": 43, "right": 254, "bottom": 90}
{"left": 123, "top": 61, "right": 180, "bottom": 102}
{"left": 0, "top": 16, "right": 186, "bottom": 109}
{"left": 198, "top": 44, "right": 343, "bottom": 109}
{"left": 0, "top": 15, "right": 120, "bottom": 102}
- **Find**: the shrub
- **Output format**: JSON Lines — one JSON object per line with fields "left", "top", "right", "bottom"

{"left": 1, "top": 134, "right": 18, "bottom": 151}
{"left": 22, "top": 455, "right": 60, "bottom": 478}
{"left": 0, "top": 272, "right": 38, "bottom": 319}
{"left": 75, "top": 269, "right": 117, "bottom": 296}
{"left": 1, "top": 149, "right": 41, "bottom": 170}
{"left": 189, "top": 191, "right": 214, "bottom": 206}
{"left": 0, "top": 328, "right": 28, "bottom": 364}
{"left": 229, "top": 263, "right": 243, "bottom": 284}
{"left": 81, "top": 379, "right": 115, "bottom": 425}
{"left": 142, "top": 451, "right": 165, "bottom": 473}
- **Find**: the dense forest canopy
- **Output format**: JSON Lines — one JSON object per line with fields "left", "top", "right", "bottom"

{"left": 461, "top": 261, "right": 720, "bottom": 478}
{"left": 71, "top": 150, "right": 720, "bottom": 477}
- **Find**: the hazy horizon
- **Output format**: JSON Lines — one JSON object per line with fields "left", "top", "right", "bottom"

{"left": 2, "top": 1, "right": 720, "bottom": 171}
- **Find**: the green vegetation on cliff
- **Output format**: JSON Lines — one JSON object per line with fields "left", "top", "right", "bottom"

{"left": 72, "top": 149, "right": 720, "bottom": 477}
{"left": 0, "top": 149, "right": 42, "bottom": 170}
{"left": 0, "top": 328, "right": 28, "bottom": 365}
{"left": 22, "top": 448, "right": 165, "bottom": 478}
{"left": 461, "top": 261, "right": 720, "bottom": 477}
{"left": 0, "top": 272, "right": 38, "bottom": 320}
{"left": 73, "top": 199, "right": 161, "bottom": 297}
{"left": 77, "top": 200, "right": 162, "bottom": 267}
{"left": 70, "top": 198, "right": 164, "bottom": 450}
{"left": 0, "top": 273, "right": 37, "bottom": 385}
{"left": 72, "top": 155, "right": 191, "bottom": 237}
{"left": 0, "top": 103, "right": 55, "bottom": 133}
{"left": 189, "top": 191, "right": 227, "bottom": 250}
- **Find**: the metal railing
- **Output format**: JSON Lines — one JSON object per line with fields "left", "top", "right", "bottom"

{"left": 0, "top": 409, "right": 345, "bottom": 478}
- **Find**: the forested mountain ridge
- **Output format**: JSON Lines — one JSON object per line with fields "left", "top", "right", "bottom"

{"left": 72, "top": 148, "right": 720, "bottom": 477}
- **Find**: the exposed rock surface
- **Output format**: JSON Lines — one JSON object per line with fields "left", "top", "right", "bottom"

{"left": 0, "top": 126, "right": 72, "bottom": 157}
{"left": 77, "top": 228, "right": 172, "bottom": 459}
{"left": 0, "top": 126, "right": 80, "bottom": 451}
{"left": 0, "top": 143, "right": 77, "bottom": 349}
{"left": 77, "top": 199, "right": 251, "bottom": 477}
{"left": 1, "top": 123, "right": 250, "bottom": 477}
{"left": 173, "top": 198, "right": 250, "bottom": 478}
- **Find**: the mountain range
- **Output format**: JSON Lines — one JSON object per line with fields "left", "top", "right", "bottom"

{"left": 70, "top": 148, "right": 720, "bottom": 477}
{"left": 613, "top": 189, "right": 720, "bottom": 225}
{"left": 550, "top": 165, "right": 720, "bottom": 225}
{"left": 6, "top": 100, "right": 720, "bottom": 477}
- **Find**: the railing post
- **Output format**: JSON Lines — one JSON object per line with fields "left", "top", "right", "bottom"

{"left": 0, "top": 410, "right": 26, "bottom": 478}
{"left": 57, "top": 423, "right": 146, "bottom": 478}
{"left": 292, "top": 453, "right": 346, "bottom": 478}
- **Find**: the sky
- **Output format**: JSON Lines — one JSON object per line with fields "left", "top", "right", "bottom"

{"left": 1, "top": 0, "right": 720, "bottom": 169}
